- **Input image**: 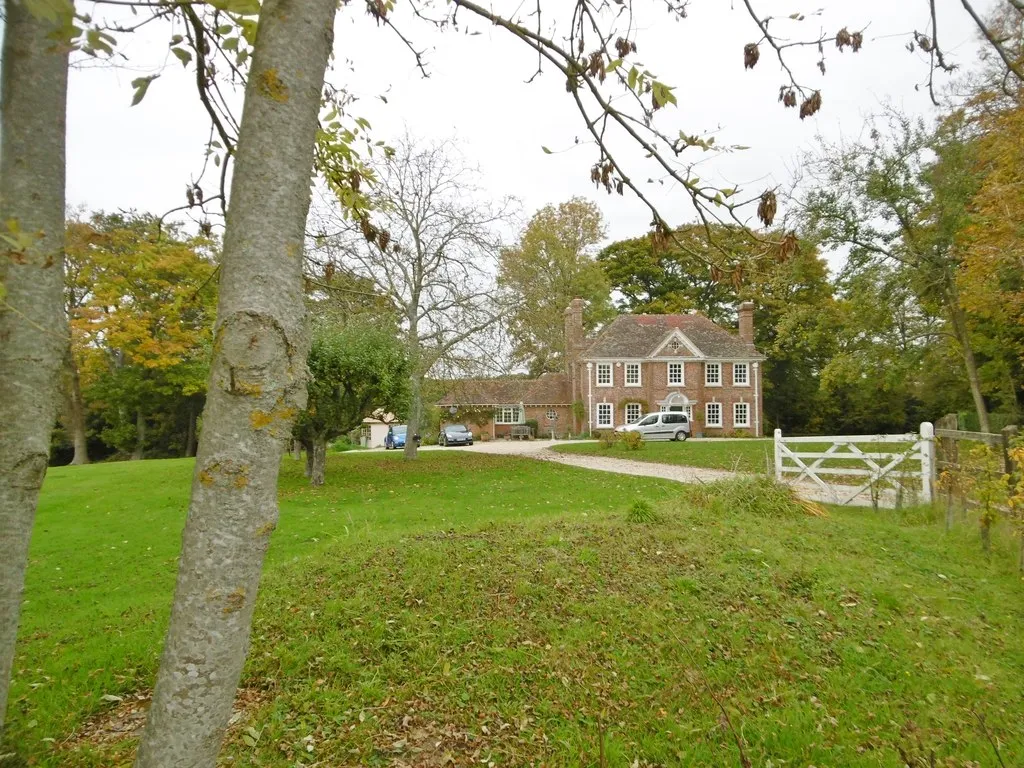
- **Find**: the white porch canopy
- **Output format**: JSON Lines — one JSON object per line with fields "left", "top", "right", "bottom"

{"left": 657, "top": 392, "right": 697, "bottom": 410}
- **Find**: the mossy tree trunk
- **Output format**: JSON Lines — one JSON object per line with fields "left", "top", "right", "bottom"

{"left": 184, "top": 402, "right": 198, "bottom": 458}
{"left": 310, "top": 435, "right": 327, "bottom": 486}
{"left": 65, "top": 351, "right": 90, "bottom": 465}
{"left": 131, "top": 410, "right": 146, "bottom": 460}
{"left": 404, "top": 375, "right": 424, "bottom": 461}
{"left": 133, "top": 0, "right": 336, "bottom": 761}
{"left": 941, "top": 273, "right": 989, "bottom": 435}
{"left": 0, "top": 1, "right": 70, "bottom": 736}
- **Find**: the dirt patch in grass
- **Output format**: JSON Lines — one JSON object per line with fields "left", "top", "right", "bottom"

{"left": 58, "top": 686, "right": 272, "bottom": 754}
{"left": 377, "top": 711, "right": 512, "bottom": 767}
{"left": 60, "top": 692, "right": 150, "bottom": 749}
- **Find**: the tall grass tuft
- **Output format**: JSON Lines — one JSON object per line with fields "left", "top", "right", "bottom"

{"left": 626, "top": 498, "right": 661, "bottom": 524}
{"left": 690, "top": 476, "right": 827, "bottom": 519}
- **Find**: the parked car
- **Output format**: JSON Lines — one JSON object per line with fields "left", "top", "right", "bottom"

{"left": 438, "top": 423, "right": 474, "bottom": 447}
{"left": 385, "top": 425, "right": 413, "bottom": 449}
{"left": 615, "top": 411, "right": 691, "bottom": 441}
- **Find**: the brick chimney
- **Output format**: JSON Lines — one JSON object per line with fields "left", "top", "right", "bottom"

{"left": 564, "top": 297, "right": 584, "bottom": 360}
{"left": 738, "top": 301, "right": 755, "bottom": 344}
{"left": 564, "top": 297, "right": 585, "bottom": 405}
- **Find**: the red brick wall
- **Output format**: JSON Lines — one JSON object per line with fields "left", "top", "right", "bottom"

{"left": 461, "top": 405, "right": 575, "bottom": 440}
{"left": 575, "top": 359, "right": 763, "bottom": 436}
{"left": 524, "top": 405, "right": 574, "bottom": 438}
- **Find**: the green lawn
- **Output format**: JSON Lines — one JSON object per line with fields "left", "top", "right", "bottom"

{"left": 7, "top": 452, "right": 1024, "bottom": 766}
{"left": 553, "top": 438, "right": 775, "bottom": 473}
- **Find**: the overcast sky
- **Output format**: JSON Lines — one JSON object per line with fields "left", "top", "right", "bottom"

{"left": 58, "top": 0, "right": 990, "bottom": 248}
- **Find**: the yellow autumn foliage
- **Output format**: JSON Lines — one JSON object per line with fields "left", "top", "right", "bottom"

{"left": 66, "top": 214, "right": 218, "bottom": 397}
{"left": 957, "top": 96, "right": 1024, "bottom": 369}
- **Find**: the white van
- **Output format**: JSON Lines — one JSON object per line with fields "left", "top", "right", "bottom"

{"left": 615, "top": 411, "right": 691, "bottom": 441}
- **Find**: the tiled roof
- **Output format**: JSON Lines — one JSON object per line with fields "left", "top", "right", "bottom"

{"left": 584, "top": 313, "right": 762, "bottom": 359}
{"left": 437, "top": 372, "right": 571, "bottom": 406}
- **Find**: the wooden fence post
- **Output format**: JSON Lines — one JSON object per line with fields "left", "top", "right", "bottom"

{"left": 774, "top": 428, "right": 783, "bottom": 482}
{"left": 1001, "top": 425, "right": 1019, "bottom": 475}
{"left": 920, "top": 422, "right": 935, "bottom": 505}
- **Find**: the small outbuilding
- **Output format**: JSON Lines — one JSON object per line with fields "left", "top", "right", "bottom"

{"left": 359, "top": 411, "right": 399, "bottom": 448}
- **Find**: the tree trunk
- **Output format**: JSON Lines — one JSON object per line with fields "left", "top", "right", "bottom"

{"left": 185, "top": 403, "right": 197, "bottom": 458}
{"left": 310, "top": 436, "right": 326, "bottom": 486}
{"left": 133, "top": 0, "right": 335, "bottom": 761}
{"left": 0, "top": 3, "right": 70, "bottom": 736}
{"left": 404, "top": 371, "right": 423, "bottom": 461}
{"left": 304, "top": 440, "right": 314, "bottom": 477}
{"left": 403, "top": 330, "right": 423, "bottom": 461}
{"left": 131, "top": 410, "right": 146, "bottom": 460}
{"left": 65, "top": 351, "right": 90, "bottom": 465}
{"left": 291, "top": 439, "right": 302, "bottom": 461}
{"left": 946, "top": 285, "right": 991, "bottom": 434}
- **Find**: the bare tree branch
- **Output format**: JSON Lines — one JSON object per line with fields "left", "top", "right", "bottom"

{"left": 961, "top": 0, "right": 1024, "bottom": 82}
{"left": 312, "top": 136, "right": 513, "bottom": 454}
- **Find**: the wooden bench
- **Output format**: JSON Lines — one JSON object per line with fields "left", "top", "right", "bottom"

{"left": 509, "top": 425, "right": 534, "bottom": 440}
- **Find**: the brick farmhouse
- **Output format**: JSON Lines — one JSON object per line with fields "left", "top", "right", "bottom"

{"left": 438, "top": 299, "right": 765, "bottom": 438}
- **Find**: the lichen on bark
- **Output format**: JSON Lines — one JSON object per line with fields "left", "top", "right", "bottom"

{"left": 0, "top": 0, "right": 70, "bottom": 735}
{"left": 133, "top": 0, "right": 337, "bottom": 762}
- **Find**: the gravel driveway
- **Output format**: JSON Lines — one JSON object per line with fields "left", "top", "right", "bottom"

{"left": 469, "top": 440, "right": 900, "bottom": 508}
{"left": 533, "top": 447, "right": 740, "bottom": 485}
{"left": 375, "top": 439, "right": 905, "bottom": 508}
{"left": 471, "top": 439, "right": 734, "bottom": 481}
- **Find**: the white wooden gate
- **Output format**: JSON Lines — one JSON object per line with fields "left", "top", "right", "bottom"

{"left": 774, "top": 423, "right": 935, "bottom": 507}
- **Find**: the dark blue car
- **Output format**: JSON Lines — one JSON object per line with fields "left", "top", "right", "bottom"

{"left": 438, "top": 423, "right": 474, "bottom": 447}
{"left": 385, "top": 425, "right": 407, "bottom": 450}
{"left": 385, "top": 425, "right": 420, "bottom": 449}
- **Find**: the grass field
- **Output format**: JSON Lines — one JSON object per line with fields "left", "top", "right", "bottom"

{"left": 552, "top": 438, "right": 775, "bottom": 473}
{"left": 7, "top": 452, "right": 1024, "bottom": 766}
